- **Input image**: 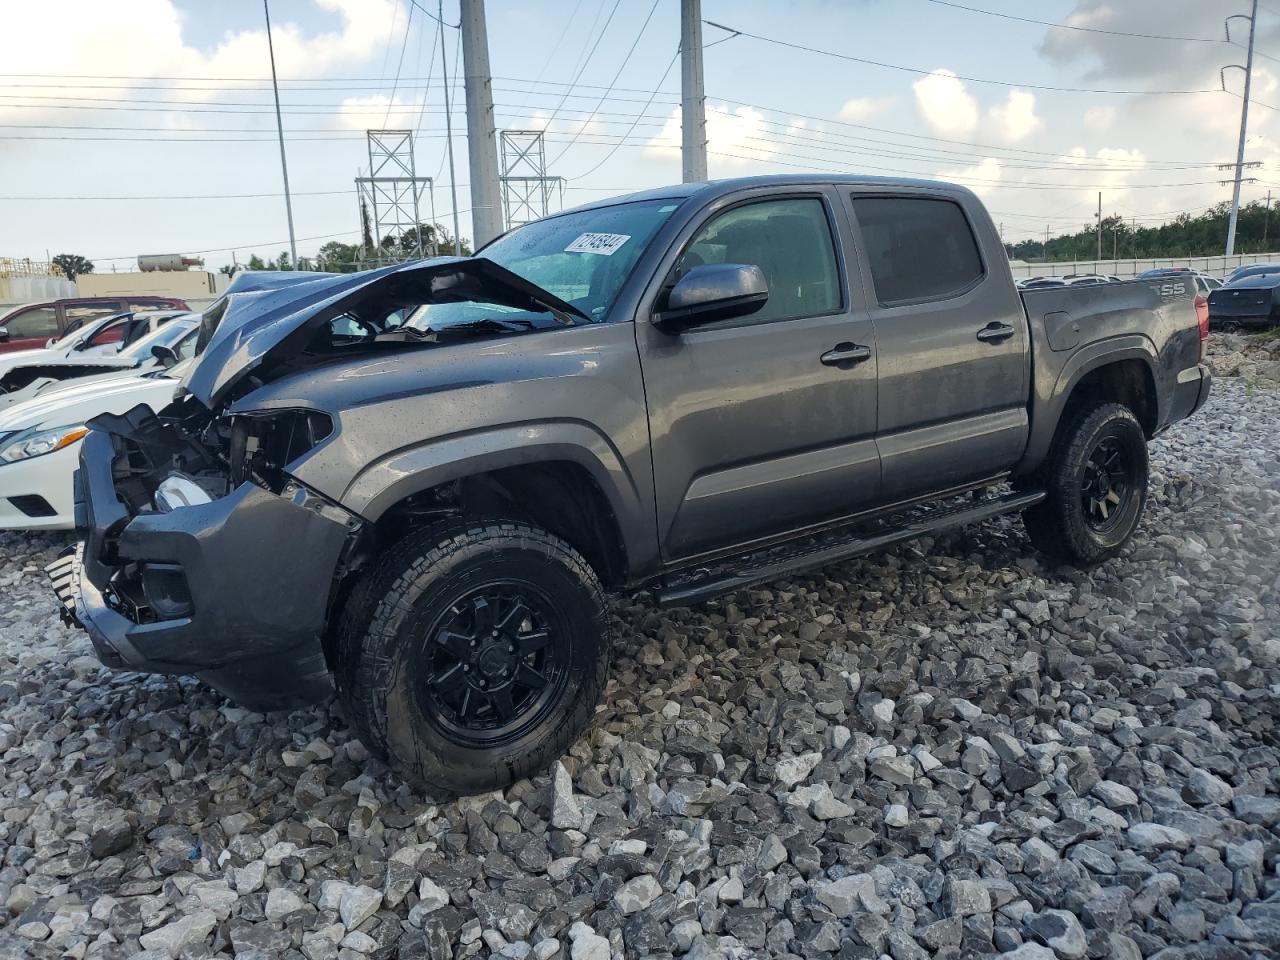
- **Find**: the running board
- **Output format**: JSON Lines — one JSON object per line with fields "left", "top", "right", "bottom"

{"left": 655, "top": 488, "right": 1045, "bottom": 608}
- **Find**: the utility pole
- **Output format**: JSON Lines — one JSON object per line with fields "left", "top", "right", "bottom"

{"left": 1225, "top": 0, "right": 1258, "bottom": 256}
{"left": 680, "top": 0, "right": 708, "bottom": 182}
{"left": 1096, "top": 192, "right": 1102, "bottom": 263}
{"left": 263, "top": 0, "right": 297, "bottom": 267}
{"left": 440, "top": 1, "right": 462, "bottom": 256}
{"left": 460, "top": 0, "right": 504, "bottom": 246}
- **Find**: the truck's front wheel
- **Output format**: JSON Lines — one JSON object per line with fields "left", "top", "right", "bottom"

{"left": 335, "top": 519, "right": 610, "bottom": 796}
{"left": 1022, "top": 402, "right": 1148, "bottom": 565}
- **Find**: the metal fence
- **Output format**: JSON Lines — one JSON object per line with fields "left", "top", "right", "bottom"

{"left": 1009, "top": 252, "right": 1279, "bottom": 279}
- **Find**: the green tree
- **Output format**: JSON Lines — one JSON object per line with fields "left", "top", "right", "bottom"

{"left": 52, "top": 253, "right": 94, "bottom": 280}
{"left": 246, "top": 254, "right": 267, "bottom": 271}
{"left": 1007, "top": 199, "right": 1280, "bottom": 263}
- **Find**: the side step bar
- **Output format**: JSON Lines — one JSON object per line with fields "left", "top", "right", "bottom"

{"left": 655, "top": 488, "right": 1045, "bottom": 608}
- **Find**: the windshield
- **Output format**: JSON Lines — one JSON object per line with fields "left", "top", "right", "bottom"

{"left": 120, "top": 320, "right": 198, "bottom": 360}
{"left": 401, "top": 198, "right": 680, "bottom": 333}
{"left": 49, "top": 312, "right": 122, "bottom": 348}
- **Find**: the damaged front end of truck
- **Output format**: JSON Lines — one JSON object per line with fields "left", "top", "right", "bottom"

{"left": 47, "top": 260, "right": 583, "bottom": 710}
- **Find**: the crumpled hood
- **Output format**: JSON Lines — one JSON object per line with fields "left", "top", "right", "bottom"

{"left": 183, "top": 258, "right": 583, "bottom": 408}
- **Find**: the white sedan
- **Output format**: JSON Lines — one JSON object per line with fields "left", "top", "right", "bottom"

{"left": 0, "top": 309, "right": 189, "bottom": 381}
{"left": 0, "top": 316, "right": 199, "bottom": 411}
{"left": 0, "top": 363, "right": 190, "bottom": 529}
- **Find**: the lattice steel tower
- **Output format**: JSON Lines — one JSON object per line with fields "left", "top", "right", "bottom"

{"left": 354, "top": 129, "right": 436, "bottom": 263}
{"left": 500, "top": 130, "right": 563, "bottom": 229}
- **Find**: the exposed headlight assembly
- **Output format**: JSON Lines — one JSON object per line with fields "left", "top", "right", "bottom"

{"left": 0, "top": 423, "right": 88, "bottom": 463}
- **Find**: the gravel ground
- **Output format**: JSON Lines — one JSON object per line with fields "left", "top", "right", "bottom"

{"left": 1, "top": 369, "right": 1278, "bottom": 960}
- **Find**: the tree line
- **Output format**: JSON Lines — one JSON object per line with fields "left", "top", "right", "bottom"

{"left": 1005, "top": 199, "right": 1280, "bottom": 262}
{"left": 220, "top": 222, "right": 471, "bottom": 276}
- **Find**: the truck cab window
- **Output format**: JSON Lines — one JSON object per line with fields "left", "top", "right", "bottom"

{"left": 678, "top": 197, "right": 840, "bottom": 323}
{"left": 851, "top": 196, "right": 984, "bottom": 306}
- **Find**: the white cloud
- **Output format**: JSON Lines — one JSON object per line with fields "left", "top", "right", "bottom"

{"left": 938, "top": 157, "right": 1003, "bottom": 196}
{"left": 988, "top": 90, "right": 1042, "bottom": 143}
{"left": 838, "top": 96, "right": 895, "bottom": 123}
{"left": 912, "top": 70, "right": 979, "bottom": 137}
{"left": 0, "top": 0, "right": 402, "bottom": 122}
{"left": 335, "top": 95, "right": 422, "bottom": 131}
{"left": 1082, "top": 106, "right": 1116, "bottom": 133}
{"left": 647, "top": 104, "right": 774, "bottom": 165}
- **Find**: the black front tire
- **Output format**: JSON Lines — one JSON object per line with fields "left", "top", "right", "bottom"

{"left": 1022, "top": 402, "right": 1148, "bottom": 566}
{"left": 334, "top": 519, "right": 610, "bottom": 796}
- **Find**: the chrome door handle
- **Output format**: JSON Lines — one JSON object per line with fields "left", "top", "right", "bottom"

{"left": 820, "top": 343, "right": 872, "bottom": 367}
{"left": 976, "top": 322, "right": 1016, "bottom": 343}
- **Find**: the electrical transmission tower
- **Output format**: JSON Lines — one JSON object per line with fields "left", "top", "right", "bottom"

{"left": 354, "top": 129, "right": 436, "bottom": 266}
{"left": 500, "top": 130, "right": 563, "bottom": 229}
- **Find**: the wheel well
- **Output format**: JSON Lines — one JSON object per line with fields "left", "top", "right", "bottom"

{"left": 1064, "top": 359, "right": 1157, "bottom": 436}
{"left": 369, "top": 460, "right": 629, "bottom": 588}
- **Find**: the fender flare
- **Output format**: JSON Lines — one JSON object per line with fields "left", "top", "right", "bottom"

{"left": 341, "top": 419, "right": 655, "bottom": 574}
{"left": 1021, "top": 335, "right": 1160, "bottom": 475}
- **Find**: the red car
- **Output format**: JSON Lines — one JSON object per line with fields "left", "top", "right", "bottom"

{"left": 0, "top": 296, "right": 189, "bottom": 353}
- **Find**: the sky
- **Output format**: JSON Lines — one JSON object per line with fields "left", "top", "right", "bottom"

{"left": 1, "top": 0, "right": 1278, "bottom": 272}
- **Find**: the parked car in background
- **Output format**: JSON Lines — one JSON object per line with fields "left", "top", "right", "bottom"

{"left": 0, "top": 310, "right": 188, "bottom": 381}
{"left": 1017, "top": 276, "right": 1066, "bottom": 288}
{"left": 0, "top": 362, "right": 190, "bottom": 528}
{"left": 0, "top": 315, "right": 199, "bottom": 408}
{"left": 0, "top": 296, "right": 189, "bottom": 353}
{"left": 1207, "top": 274, "right": 1280, "bottom": 332}
{"left": 1224, "top": 263, "right": 1280, "bottom": 284}
{"left": 52, "top": 174, "right": 1211, "bottom": 795}
{"left": 1063, "top": 274, "right": 1110, "bottom": 285}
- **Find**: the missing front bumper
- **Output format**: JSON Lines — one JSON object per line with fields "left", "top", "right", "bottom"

{"left": 57, "top": 429, "right": 363, "bottom": 710}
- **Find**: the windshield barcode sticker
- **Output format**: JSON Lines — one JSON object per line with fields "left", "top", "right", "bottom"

{"left": 565, "top": 232, "right": 631, "bottom": 256}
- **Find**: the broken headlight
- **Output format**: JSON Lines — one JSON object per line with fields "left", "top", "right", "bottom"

{"left": 227, "top": 409, "right": 333, "bottom": 491}
{"left": 154, "top": 472, "right": 214, "bottom": 512}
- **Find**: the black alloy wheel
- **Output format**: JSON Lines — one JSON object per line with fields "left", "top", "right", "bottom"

{"left": 419, "top": 585, "right": 568, "bottom": 746}
{"left": 334, "top": 518, "right": 610, "bottom": 796}
{"left": 1020, "top": 402, "right": 1149, "bottom": 565}
{"left": 1080, "top": 436, "right": 1133, "bottom": 533}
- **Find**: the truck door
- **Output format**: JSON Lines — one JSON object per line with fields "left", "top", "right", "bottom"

{"left": 636, "top": 189, "right": 881, "bottom": 561}
{"left": 845, "top": 192, "right": 1028, "bottom": 500}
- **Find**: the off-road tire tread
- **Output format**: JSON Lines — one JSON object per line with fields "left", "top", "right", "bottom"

{"left": 1022, "top": 402, "right": 1147, "bottom": 566}
{"left": 333, "top": 518, "right": 609, "bottom": 795}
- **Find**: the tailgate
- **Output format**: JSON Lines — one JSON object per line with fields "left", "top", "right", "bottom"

{"left": 1208, "top": 287, "right": 1270, "bottom": 317}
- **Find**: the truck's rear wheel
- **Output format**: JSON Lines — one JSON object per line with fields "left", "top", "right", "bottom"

{"left": 334, "top": 519, "right": 609, "bottom": 796}
{"left": 1022, "top": 402, "right": 1148, "bottom": 565}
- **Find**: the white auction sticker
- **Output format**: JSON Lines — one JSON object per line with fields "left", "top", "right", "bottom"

{"left": 565, "top": 232, "right": 631, "bottom": 256}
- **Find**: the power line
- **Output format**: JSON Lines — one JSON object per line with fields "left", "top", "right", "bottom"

{"left": 702, "top": 20, "right": 1223, "bottom": 95}
{"left": 0, "top": 117, "right": 1231, "bottom": 174}
{"left": 406, "top": 0, "right": 460, "bottom": 28}
{"left": 568, "top": 47, "right": 680, "bottom": 179}
{"left": 549, "top": 0, "right": 662, "bottom": 164}
{"left": 919, "top": 0, "right": 1225, "bottom": 43}
{"left": 383, "top": 1, "right": 416, "bottom": 126}
{"left": 537, "top": 0, "right": 623, "bottom": 134}
{"left": 514, "top": 0, "right": 588, "bottom": 113}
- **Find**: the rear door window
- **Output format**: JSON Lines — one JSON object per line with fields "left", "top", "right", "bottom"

{"left": 851, "top": 196, "right": 985, "bottom": 306}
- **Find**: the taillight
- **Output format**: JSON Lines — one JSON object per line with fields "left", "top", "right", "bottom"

{"left": 1194, "top": 293, "right": 1209, "bottom": 361}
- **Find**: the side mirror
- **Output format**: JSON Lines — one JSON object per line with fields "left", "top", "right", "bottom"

{"left": 0, "top": 327, "right": 9, "bottom": 343}
{"left": 151, "top": 344, "right": 180, "bottom": 369}
{"left": 654, "top": 263, "right": 769, "bottom": 331}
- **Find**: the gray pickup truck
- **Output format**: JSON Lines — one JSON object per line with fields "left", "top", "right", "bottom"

{"left": 49, "top": 175, "right": 1211, "bottom": 795}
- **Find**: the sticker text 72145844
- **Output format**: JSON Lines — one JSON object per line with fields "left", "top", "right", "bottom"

{"left": 564, "top": 233, "right": 631, "bottom": 256}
